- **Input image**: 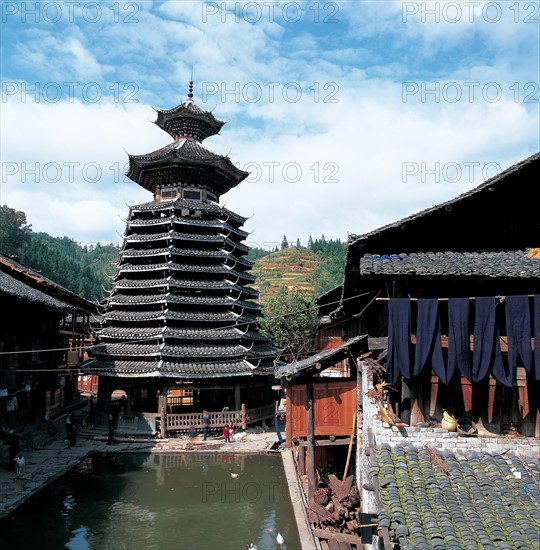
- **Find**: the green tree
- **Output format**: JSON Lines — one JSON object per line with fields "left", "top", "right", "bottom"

{"left": 281, "top": 235, "right": 289, "bottom": 250}
{"left": 0, "top": 206, "right": 32, "bottom": 255}
{"left": 260, "top": 287, "right": 319, "bottom": 360}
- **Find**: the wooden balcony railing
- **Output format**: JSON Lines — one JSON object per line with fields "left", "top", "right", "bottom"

{"left": 164, "top": 403, "right": 275, "bottom": 434}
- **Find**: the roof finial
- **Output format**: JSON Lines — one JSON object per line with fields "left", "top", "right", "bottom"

{"left": 187, "top": 67, "right": 194, "bottom": 100}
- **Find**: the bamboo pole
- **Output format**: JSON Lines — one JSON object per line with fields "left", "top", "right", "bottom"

{"left": 342, "top": 412, "right": 356, "bottom": 482}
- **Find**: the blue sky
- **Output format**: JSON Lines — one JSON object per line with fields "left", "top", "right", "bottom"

{"left": 1, "top": 0, "right": 539, "bottom": 250}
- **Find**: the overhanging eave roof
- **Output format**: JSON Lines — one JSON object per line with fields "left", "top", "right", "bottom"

{"left": 275, "top": 334, "right": 368, "bottom": 379}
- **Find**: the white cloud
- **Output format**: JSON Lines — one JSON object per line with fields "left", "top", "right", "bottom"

{"left": 1, "top": 0, "right": 538, "bottom": 250}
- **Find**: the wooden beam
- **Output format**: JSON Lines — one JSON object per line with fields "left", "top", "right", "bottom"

{"left": 312, "top": 528, "right": 362, "bottom": 546}
{"left": 297, "top": 438, "right": 351, "bottom": 447}
{"left": 307, "top": 377, "right": 316, "bottom": 505}
{"left": 368, "top": 337, "right": 388, "bottom": 350}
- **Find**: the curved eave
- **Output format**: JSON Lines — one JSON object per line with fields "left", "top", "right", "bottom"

{"left": 126, "top": 147, "right": 248, "bottom": 195}
{"left": 87, "top": 359, "right": 257, "bottom": 378}
{"left": 154, "top": 102, "right": 225, "bottom": 140}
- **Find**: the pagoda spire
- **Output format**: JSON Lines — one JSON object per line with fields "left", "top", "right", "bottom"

{"left": 187, "top": 68, "right": 194, "bottom": 100}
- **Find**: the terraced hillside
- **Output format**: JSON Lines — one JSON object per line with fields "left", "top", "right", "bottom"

{"left": 251, "top": 247, "right": 325, "bottom": 304}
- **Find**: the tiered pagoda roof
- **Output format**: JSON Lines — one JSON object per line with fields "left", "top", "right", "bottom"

{"left": 90, "top": 84, "right": 280, "bottom": 379}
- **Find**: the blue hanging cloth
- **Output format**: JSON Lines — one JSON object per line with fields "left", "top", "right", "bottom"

{"left": 472, "top": 297, "right": 498, "bottom": 383}
{"left": 386, "top": 298, "right": 411, "bottom": 384}
{"left": 490, "top": 308, "right": 511, "bottom": 387}
{"left": 534, "top": 296, "right": 540, "bottom": 381}
{"left": 447, "top": 298, "right": 471, "bottom": 381}
{"left": 414, "top": 299, "right": 446, "bottom": 383}
{"left": 505, "top": 295, "right": 532, "bottom": 377}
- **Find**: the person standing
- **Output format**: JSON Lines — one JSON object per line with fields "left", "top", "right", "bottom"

{"left": 69, "top": 419, "right": 77, "bottom": 447}
{"left": 202, "top": 410, "right": 210, "bottom": 440}
{"left": 223, "top": 425, "right": 230, "bottom": 443}
{"left": 8, "top": 433, "right": 20, "bottom": 470}
{"left": 65, "top": 412, "right": 74, "bottom": 440}
{"left": 107, "top": 413, "right": 115, "bottom": 445}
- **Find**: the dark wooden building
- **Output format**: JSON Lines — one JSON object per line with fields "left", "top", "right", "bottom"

{"left": 0, "top": 253, "right": 95, "bottom": 430}
{"left": 87, "top": 82, "right": 280, "bottom": 425}
{"left": 328, "top": 151, "right": 540, "bottom": 437}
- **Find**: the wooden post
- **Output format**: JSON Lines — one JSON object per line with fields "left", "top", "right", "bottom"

{"left": 400, "top": 378, "right": 411, "bottom": 425}
{"left": 285, "top": 382, "right": 293, "bottom": 447}
{"left": 306, "top": 377, "right": 316, "bottom": 505}
{"left": 158, "top": 394, "right": 166, "bottom": 439}
{"left": 241, "top": 403, "right": 247, "bottom": 430}
{"left": 234, "top": 384, "right": 241, "bottom": 411}
{"left": 343, "top": 412, "right": 356, "bottom": 482}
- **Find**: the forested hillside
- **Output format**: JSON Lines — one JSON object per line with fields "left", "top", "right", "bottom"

{"left": 1, "top": 206, "right": 346, "bottom": 304}
{"left": 0, "top": 205, "right": 119, "bottom": 302}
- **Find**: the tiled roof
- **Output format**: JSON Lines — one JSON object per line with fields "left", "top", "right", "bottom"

{"left": 114, "top": 262, "right": 255, "bottom": 281}
{"left": 98, "top": 326, "right": 163, "bottom": 339}
{"left": 248, "top": 344, "right": 283, "bottom": 358}
{"left": 112, "top": 277, "right": 259, "bottom": 297}
{"left": 124, "top": 232, "right": 170, "bottom": 243}
{"left": 107, "top": 293, "right": 260, "bottom": 310}
{"left": 359, "top": 250, "right": 540, "bottom": 278}
{"left": 160, "top": 359, "right": 255, "bottom": 377}
{"left": 154, "top": 99, "right": 225, "bottom": 142}
{"left": 0, "top": 270, "right": 71, "bottom": 312}
{"left": 130, "top": 200, "right": 248, "bottom": 225}
{"left": 0, "top": 254, "right": 96, "bottom": 311}
{"left": 116, "top": 262, "right": 169, "bottom": 273}
{"left": 372, "top": 444, "right": 540, "bottom": 549}
{"left": 93, "top": 343, "right": 161, "bottom": 357}
{"left": 171, "top": 217, "right": 249, "bottom": 236}
{"left": 86, "top": 359, "right": 256, "bottom": 377}
{"left": 124, "top": 231, "right": 249, "bottom": 245}
{"left": 102, "top": 309, "right": 258, "bottom": 324}
{"left": 94, "top": 342, "right": 247, "bottom": 358}
{"left": 275, "top": 335, "right": 368, "bottom": 378}
{"left": 119, "top": 246, "right": 249, "bottom": 260}
{"left": 126, "top": 139, "right": 249, "bottom": 195}
{"left": 98, "top": 326, "right": 265, "bottom": 340}
{"left": 128, "top": 216, "right": 172, "bottom": 227}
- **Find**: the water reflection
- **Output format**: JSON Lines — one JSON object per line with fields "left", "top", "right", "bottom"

{"left": 3, "top": 453, "right": 301, "bottom": 550}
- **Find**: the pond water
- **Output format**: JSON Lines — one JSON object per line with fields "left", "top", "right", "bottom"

{"left": 3, "top": 453, "right": 302, "bottom": 550}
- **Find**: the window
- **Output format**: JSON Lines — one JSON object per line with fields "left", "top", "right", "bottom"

{"left": 183, "top": 188, "right": 202, "bottom": 201}
{"left": 161, "top": 187, "right": 177, "bottom": 201}
{"left": 167, "top": 389, "right": 194, "bottom": 408}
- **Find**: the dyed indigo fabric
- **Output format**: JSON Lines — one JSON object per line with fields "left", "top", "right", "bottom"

{"left": 472, "top": 297, "right": 497, "bottom": 383}
{"left": 535, "top": 295, "right": 540, "bottom": 380}
{"left": 447, "top": 297, "right": 471, "bottom": 381}
{"left": 414, "top": 299, "right": 446, "bottom": 382}
{"left": 386, "top": 298, "right": 412, "bottom": 384}
{"left": 505, "top": 295, "right": 532, "bottom": 376}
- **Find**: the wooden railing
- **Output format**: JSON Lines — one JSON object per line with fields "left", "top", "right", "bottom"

{"left": 164, "top": 403, "right": 275, "bottom": 434}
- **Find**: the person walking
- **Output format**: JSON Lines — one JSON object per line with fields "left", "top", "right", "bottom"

{"left": 202, "top": 410, "right": 210, "bottom": 440}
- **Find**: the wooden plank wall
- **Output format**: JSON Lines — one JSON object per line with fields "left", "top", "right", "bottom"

{"left": 287, "top": 380, "right": 356, "bottom": 442}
